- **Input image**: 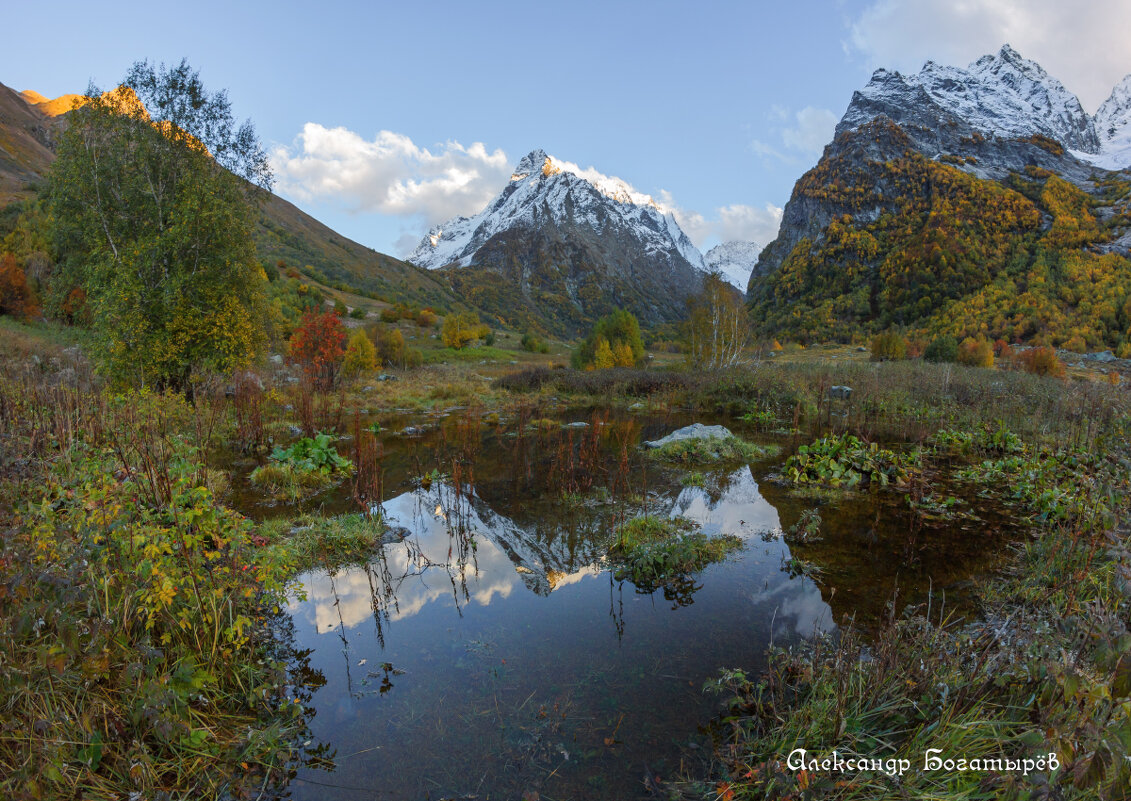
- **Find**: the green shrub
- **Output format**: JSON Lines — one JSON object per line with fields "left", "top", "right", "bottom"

{"left": 521, "top": 331, "right": 550, "bottom": 353}
{"left": 572, "top": 309, "right": 644, "bottom": 369}
{"left": 923, "top": 335, "right": 959, "bottom": 362}
{"left": 6, "top": 442, "right": 298, "bottom": 798}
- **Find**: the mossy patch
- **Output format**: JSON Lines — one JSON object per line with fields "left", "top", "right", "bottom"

{"left": 609, "top": 515, "right": 742, "bottom": 598}
{"left": 646, "top": 435, "right": 780, "bottom": 465}
{"left": 259, "top": 513, "right": 387, "bottom": 573}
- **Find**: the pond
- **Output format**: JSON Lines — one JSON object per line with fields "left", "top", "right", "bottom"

{"left": 234, "top": 408, "right": 1019, "bottom": 800}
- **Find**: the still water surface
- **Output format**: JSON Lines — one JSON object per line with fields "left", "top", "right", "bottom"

{"left": 241, "top": 409, "right": 1014, "bottom": 800}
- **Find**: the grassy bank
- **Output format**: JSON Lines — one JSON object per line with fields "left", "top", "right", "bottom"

{"left": 0, "top": 358, "right": 382, "bottom": 799}
{"left": 691, "top": 414, "right": 1131, "bottom": 798}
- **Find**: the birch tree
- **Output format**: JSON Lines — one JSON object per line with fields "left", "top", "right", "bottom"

{"left": 685, "top": 273, "right": 751, "bottom": 369}
{"left": 47, "top": 59, "right": 272, "bottom": 390}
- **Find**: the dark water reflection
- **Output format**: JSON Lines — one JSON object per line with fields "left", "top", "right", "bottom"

{"left": 260, "top": 411, "right": 1017, "bottom": 800}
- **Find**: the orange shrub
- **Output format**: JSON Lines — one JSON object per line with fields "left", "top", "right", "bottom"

{"left": 1018, "top": 346, "right": 1065, "bottom": 378}
{"left": 957, "top": 337, "right": 994, "bottom": 368}
{"left": 0, "top": 253, "right": 39, "bottom": 319}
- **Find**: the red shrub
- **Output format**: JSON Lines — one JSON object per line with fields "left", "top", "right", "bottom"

{"left": 287, "top": 310, "right": 346, "bottom": 390}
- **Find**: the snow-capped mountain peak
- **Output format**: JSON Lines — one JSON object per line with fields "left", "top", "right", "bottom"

{"left": 408, "top": 148, "right": 704, "bottom": 272}
{"left": 704, "top": 241, "right": 761, "bottom": 290}
{"left": 1091, "top": 74, "right": 1131, "bottom": 169}
{"left": 848, "top": 45, "right": 1100, "bottom": 153}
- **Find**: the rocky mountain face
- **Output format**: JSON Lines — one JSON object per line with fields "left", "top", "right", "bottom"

{"left": 409, "top": 149, "right": 707, "bottom": 335}
{"left": 749, "top": 45, "right": 1131, "bottom": 348}
{"left": 704, "top": 240, "right": 761, "bottom": 290}
{"left": 0, "top": 84, "right": 60, "bottom": 204}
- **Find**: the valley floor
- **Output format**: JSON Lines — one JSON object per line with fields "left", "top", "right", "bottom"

{"left": 1, "top": 319, "right": 1128, "bottom": 800}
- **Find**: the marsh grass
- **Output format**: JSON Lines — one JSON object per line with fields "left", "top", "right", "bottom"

{"left": 248, "top": 461, "right": 337, "bottom": 501}
{"left": 496, "top": 361, "right": 1125, "bottom": 453}
{"left": 700, "top": 426, "right": 1131, "bottom": 800}
{"left": 258, "top": 513, "right": 386, "bottom": 573}
{"left": 648, "top": 435, "right": 781, "bottom": 465}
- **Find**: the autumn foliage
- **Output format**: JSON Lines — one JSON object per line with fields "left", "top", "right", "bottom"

{"left": 288, "top": 310, "right": 346, "bottom": 390}
{"left": 0, "top": 253, "right": 39, "bottom": 319}
{"left": 1017, "top": 346, "right": 1065, "bottom": 378}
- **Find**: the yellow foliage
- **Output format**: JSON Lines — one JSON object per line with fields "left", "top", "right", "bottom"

{"left": 441, "top": 311, "right": 482, "bottom": 349}
{"left": 612, "top": 341, "right": 635, "bottom": 367}
{"left": 343, "top": 329, "right": 377, "bottom": 376}
{"left": 956, "top": 337, "right": 994, "bottom": 368}
{"left": 593, "top": 336, "right": 615, "bottom": 369}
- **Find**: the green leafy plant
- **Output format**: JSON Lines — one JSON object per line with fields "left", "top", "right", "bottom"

{"left": 784, "top": 507, "right": 822, "bottom": 544}
{"left": 783, "top": 433, "right": 909, "bottom": 488}
{"left": 249, "top": 433, "right": 353, "bottom": 501}
{"left": 268, "top": 433, "right": 352, "bottom": 474}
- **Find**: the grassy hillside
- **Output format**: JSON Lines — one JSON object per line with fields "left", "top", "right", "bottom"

{"left": 0, "top": 80, "right": 463, "bottom": 314}
{"left": 255, "top": 192, "right": 459, "bottom": 311}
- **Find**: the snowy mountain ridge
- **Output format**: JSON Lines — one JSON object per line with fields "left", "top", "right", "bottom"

{"left": 407, "top": 148, "right": 706, "bottom": 273}
{"left": 704, "top": 240, "right": 761, "bottom": 290}
{"left": 1091, "top": 74, "right": 1131, "bottom": 170}
{"left": 841, "top": 44, "right": 1131, "bottom": 170}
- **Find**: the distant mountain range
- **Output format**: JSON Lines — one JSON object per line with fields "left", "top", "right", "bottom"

{"left": 13, "top": 48, "right": 1126, "bottom": 350}
{"left": 749, "top": 45, "right": 1131, "bottom": 349}
{"left": 2, "top": 83, "right": 763, "bottom": 335}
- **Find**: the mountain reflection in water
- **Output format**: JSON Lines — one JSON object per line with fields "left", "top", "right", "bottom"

{"left": 285, "top": 465, "right": 833, "bottom": 800}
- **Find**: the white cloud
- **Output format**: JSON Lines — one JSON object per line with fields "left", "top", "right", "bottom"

{"left": 750, "top": 106, "right": 838, "bottom": 165}
{"left": 781, "top": 107, "right": 839, "bottom": 155}
{"left": 846, "top": 0, "right": 1131, "bottom": 111}
{"left": 659, "top": 191, "right": 783, "bottom": 248}
{"left": 270, "top": 124, "right": 512, "bottom": 225}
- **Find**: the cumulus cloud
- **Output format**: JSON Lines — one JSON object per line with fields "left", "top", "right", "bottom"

{"left": 659, "top": 191, "right": 783, "bottom": 248}
{"left": 751, "top": 105, "right": 838, "bottom": 165}
{"left": 270, "top": 124, "right": 512, "bottom": 226}
{"left": 846, "top": 0, "right": 1131, "bottom": 111}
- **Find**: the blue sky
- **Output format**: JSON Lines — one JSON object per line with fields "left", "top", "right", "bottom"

{"left": 4, "top": 0, "right": 1130, "bottom": 258}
